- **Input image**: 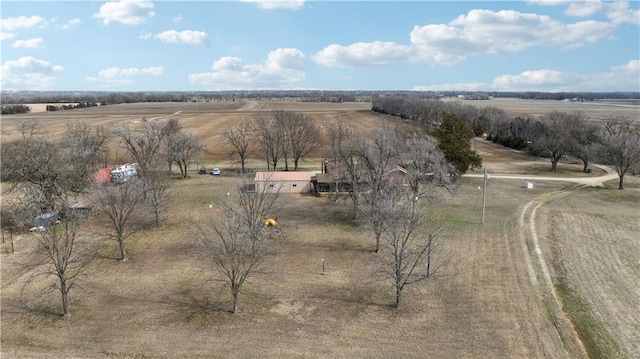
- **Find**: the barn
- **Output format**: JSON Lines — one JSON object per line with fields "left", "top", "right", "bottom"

{"left": 253, "top": 172, "right": 312, "bottom": 193}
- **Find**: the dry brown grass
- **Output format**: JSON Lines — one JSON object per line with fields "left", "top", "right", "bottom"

{"left": 2, "top": 101, "right": 638, "bottom": 358}
{"left": 541, "top": 188, "right": 640, "bottom": 359}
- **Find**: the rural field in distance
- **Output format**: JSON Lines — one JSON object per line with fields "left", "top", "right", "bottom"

{"left": 1, "top": 98, "right": 638, "bottom": 358}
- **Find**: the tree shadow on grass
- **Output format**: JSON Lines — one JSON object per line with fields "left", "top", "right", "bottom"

{"left": 1, "top": 282, "right": 66, "bottom": 319}
{"left": 128, "top": 283, "right": 234, "bottom": 326}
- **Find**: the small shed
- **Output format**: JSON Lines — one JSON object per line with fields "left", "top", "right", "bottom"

{"left": 254, "top": 172, "right": 312, "bottom": 193}
{"left": 525, "top": 181, "right": 534, "bottom": 189}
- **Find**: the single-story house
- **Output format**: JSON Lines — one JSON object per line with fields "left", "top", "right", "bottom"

{"left": 313, "top": 162, "right": 357, "bottom": 195}
{"left": 253, "top": 171, "right": 312, "bottom": 193}
{"left": 313, "top": 162, "right": 410, "bottom": 195}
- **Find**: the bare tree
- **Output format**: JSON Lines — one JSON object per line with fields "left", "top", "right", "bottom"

{"left": 376, "top": 195, "right": 445, "bottom": 308}
{"left": 194, "top": 181, "right": 281, "bottom": 313}
{"left": 29, "top": 212, "right": 96, "bottom": 317}
{"left": 161, "top": 118, "right": 183, "bottom": 172}
{"left": 360, "top": 175, "right": 405, "bottom": 253}
{"left": 144, "top": 169, "right": 173, "bottom": 227}
{"left": 359, "top": 127, "right": 454, "bottom": 255}
{"left": 254, "top": 114, "right": 284, "bottom": 171}
{"left": 400, "top": 132, "right": 456, "bottom": 200}
{"left": 557, "top": 112, "right": 598, "bottom": 173}
{"left": 115, "top": 121, "right": 164, "bottom": 178}
{"left": 93, "top": 179, "right": 147, "bottom": 261}
{"left": 168, "top": 132, "right": 204, "bottom": 178}
{"left": 274, "top": 111, "right": 294, "bottom": 171}
{"left": 288, "top": 113, "right": 320, "bottom": 171}
{"left": 64, "top": 122, "right": 110, "bottom": 174}
{"left": 531, "top": 111, "right": 581, "bottom": 172}
{"left": 327, "top": 120, "right": 368, "bottom": 217}
{"left": 223, "top": 122, "right": 254, "bottom": 174}
{"left": 599, "top": 117, "right": 640, "bottom": 189}
{"left": 358, "top": 124, "right": 403, "bottom": 252}
{"left": 1, "top": 120, "right": 108, "bottom": 213}
{"left": 273, "top": 111, "right": 321, "bottom": 171}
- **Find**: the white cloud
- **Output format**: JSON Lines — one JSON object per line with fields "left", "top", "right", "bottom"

{"left": 138, "top": 30, "right": 152, "bottom": 40}
{"left": 314, "top": 9, "right": 616, "bottom": 68}
{"left": 532, "top": 0, "right": 640, "bottom": 25}
{"left": 414, "top": 60, "right": 640, "bottom": 92}
{"left": 97, "top": 66, "right": 166, "bottom": 78}
{"left": 611, "top": 59, "right": 640, "bottom": 72}
{"left": 93, "top": 0, "right": 155, "bottom": 25}
{"left": 0, "top": 15, "right": 47, "bottom": 31}
{"left": 493, "top": 69, "right": 579, "bottom": 90}
{"left": 189, "top": 48, "right": 306, "bottom": 90}
{"left": 1, "top": 32, "right": 15, "bottom": 41}
{"left": 565, "top": 1, "right": 605, "bottom": 17}
{"left": 173, "top": 15, "right": 182, "bottom": 23}
{"left": 491, "top": 60, "right": 640, "bottom": 91}
{"left": 240, "top": 0, "right": 305, "bottom": 10}
{"left": 11, "top": 37, "right": 43, "bottom": 48}
{"left": 51, "top": 17, "right": 82, "bottom": 29}
{"left": 443, "top": 9, "right": 614, "bottom": 53}
{"left": 61, "top": 18, "right": 83, "bottom": 29}
{"left": 313, "top": 41, "right": 415, "bottom": 67}
{"left": 413, "top": 82, "right": 490, "bottom": 92}
{"left": 0, "top": 56, "right": 63, "bottom": 90}
{"left": 605, "top": 1, "right": 640, "bottom": 25}
{"left": 154, "top": 30, "right": 208, "bottom": 45}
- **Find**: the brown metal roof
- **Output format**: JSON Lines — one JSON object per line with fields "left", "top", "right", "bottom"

{"left": 254, "top": 171, "right": 311, "bottom": 182}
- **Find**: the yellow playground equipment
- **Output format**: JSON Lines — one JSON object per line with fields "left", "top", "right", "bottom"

{"left": 263, "top": 217, "right": 281, "bottom": 236}
{"left": 264, "top": 218, "right": 278, "bottom": 227}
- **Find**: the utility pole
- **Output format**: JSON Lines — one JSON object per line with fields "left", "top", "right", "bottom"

{"left": 482, "top": 165, "right": 489, "bottom": 224}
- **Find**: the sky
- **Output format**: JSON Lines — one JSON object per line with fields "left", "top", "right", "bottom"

{"left": 0, "top": 0, "right": 639, "bottom": 92}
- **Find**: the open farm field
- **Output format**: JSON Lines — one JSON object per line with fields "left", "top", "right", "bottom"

{"left": 445, "top": 97, "right": 640, "bottom": 121}
{"left": 2, "top": 101, "right": 639, "bottom": 358}
{"left": 540, "top": 187, "right": 640, "bottom": 359}
{"left": 1, "top": 101, "right": 401, "bottom": 162}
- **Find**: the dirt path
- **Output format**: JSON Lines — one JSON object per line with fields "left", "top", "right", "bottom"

{"left": 514, "top": 180, "right": 639, "bottom": 359}
{"left": 464, "top": 165, "right": 619, "bottom": 187}
{"left": 518, "top": 190, "right": 589, "bottom": 358}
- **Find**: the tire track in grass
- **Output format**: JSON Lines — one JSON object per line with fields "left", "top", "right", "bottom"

{"left": 518, "top": 189, "right": 589, "bottom": 359}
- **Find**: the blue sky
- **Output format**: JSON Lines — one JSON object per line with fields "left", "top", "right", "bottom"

{"left": 1, "top": 0, "right": 638, "bottom": 92}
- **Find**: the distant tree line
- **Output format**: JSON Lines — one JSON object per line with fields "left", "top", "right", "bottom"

{"left": 2, "top": 90, "right": 637, "bottom": 107}
{"left": 372, "top": 95, "right": 640, "bottom": 189}
{"left": 46, "top": 102, "right": 99, "bottom": 111}
{"left": 1, "top": 104, "right": 31, "bottom": 115}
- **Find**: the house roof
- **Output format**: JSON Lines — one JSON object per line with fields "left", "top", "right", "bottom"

{"left": 316, "top": 172, "right": 349, "bottom": 184}
{"left": 254, "top": 171, "right": 311, "bottom": 182}
{"left": 383, "top": 165, "right": 408, "bottom": 176}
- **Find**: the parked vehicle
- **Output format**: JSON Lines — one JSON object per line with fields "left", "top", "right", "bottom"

{"left": 211, "top": 168, "right": 221, "bottom": 175}
{"left": 32, "top": 212, "right": 60, "bottom": 231}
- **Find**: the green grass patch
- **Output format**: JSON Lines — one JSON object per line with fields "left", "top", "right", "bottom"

{"left": 554, "top": 282, "right": 628, "bottom": 359}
